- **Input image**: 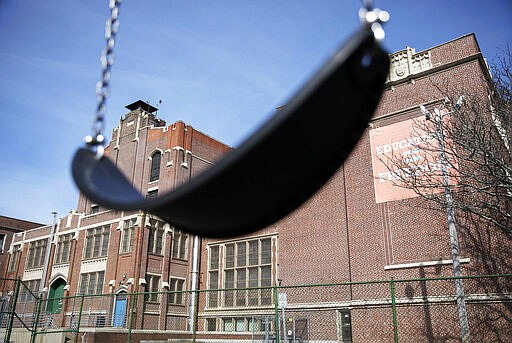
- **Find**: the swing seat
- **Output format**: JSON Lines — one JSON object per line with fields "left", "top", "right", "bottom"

{"left": 72, "top": 27, "right": 389, "bottom": 237}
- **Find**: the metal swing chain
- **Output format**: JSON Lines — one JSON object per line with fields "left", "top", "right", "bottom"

{"left": 84, "top": 0, "right": 385, "bottom": 155}
{"left": 85, "top": 0, "right": 122, "bottom": 155}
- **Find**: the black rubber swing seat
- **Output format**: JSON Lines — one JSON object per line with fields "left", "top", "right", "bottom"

{"left": 72, "top": 27, "right": 389, "bottom": 238}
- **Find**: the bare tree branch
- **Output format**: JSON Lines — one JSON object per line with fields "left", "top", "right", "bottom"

{"left": 378, "top": 49, "right": 512, "bottom": 236}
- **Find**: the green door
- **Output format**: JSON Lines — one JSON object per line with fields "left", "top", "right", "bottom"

{"left": 48, "top": 279, "right": 66, "bottom": 314}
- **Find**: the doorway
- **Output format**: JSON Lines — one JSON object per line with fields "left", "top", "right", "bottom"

{"left": 47, "top": 278, "right": 66, "bottom": 314}
{"left": 113, "top": 291, "right": 127, "bottom": 327}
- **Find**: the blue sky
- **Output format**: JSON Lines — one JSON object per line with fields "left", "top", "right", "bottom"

{"left": 0, "top": 1, "right": 511, "bottom": 225}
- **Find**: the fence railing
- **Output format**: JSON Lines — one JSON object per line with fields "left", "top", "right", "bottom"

{"left": 0, "top": 274, "right": 511, "bottom": 342}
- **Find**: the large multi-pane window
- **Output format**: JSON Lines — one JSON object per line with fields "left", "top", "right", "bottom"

{"left": 168, "top": 277, "right": 185, "bottom": 305}
{"left": 208, "top": 237, "right": 273, "bottom": 308}
{"left": 145, "top": 274, "right": 161, "bottom": 302}
{"left": 20, "top": 279, "right": 41, "bottom": 302}
{"left": 79, "top": 271, "right": 105, "bottom": 294}
{"left": 221, "top": 317, "right": 264, "bottom": 332}
{"left": 120, "top": 219, "right": 135, "bottom": 253}
{"left": 149, "top": 151, "right": 162, "bottom": 182}
{"left": 26, "top": 239, "right": 48, "bottom": 269}
{"left": 172, "top": 230, "right": 188, "bottom": 259}
{"left": 8, "top": 244, "right": 21, "bottom": 272}
{"left": 54, "top": 233, "right": 73, "bottom": 264}
{"left": 84, "top": 225, "right": 110, "bottom": 259}
{"left": 147, "top": 219, "right": 164, "bottom": 255}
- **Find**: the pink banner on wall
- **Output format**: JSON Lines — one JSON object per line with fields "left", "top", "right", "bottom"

{"left": 369, "top": 116, "right": 444, "bottom": 203}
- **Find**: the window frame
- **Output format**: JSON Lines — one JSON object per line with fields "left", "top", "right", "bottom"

{"left": 208, "top": 237, "right": 273, "bottom": 309}
{"left": 168, "top": 277, "right": 186, "bottom": 305}
{"left": 149, "top": 151, "right": 162, "bottom": 182}
{"left": 171, "top": 230, "right": 188, "bottom": 260}
{"left": 19, "top": 279, "right": 41, "bottom": 303}
{"left": 145, "top": 274, "right": 161, "bottom": 303}
{"left": 54, "top": 233, "right": 73, "bottom": 265}
{"left": 120, "top": 219, "right": 135, "bottom": 254}
{"left": 83, "top": 225, "right": 110, "bottom": 260}
{"left": 8, "top": 245, "right": 21, "bottom": 272}
{"left": 0, "top": 233, "right": 6, "bottom": 253}
{"left": 26, "top": 239, "right": 48, "bottom": 269}
{"left": 147, "top": 219, "right": 164, "bottom": 255}
{"left": 79, "top": 271, "right": 105, "bottom": 295}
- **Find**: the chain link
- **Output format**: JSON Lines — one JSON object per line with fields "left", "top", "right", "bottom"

{"left": 87, "top": 0, "right": 122, "bottom": 147}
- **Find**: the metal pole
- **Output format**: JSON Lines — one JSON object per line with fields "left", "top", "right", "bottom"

{"left": 127, "top": 291, "right": 137, "bottom": 343}
{"left": 5, "top": 277, "right": 21, "bottom": 343}
{"left": 389, "top": 277, "right": 398, "bottom": 343}
{"left": 251, "top": 315, "right": 255, "bottom": 343}
{"left": 30, "top": 292, "right": 44, "bottom": 343}
{"left": 74, "top": 294, "right": 85, "bottom": 343}
{"left": 273, "top": 286, "right": 280, "bottom": 343}
{"left": 41, "top": 211, "right": 58, "bottom": 315}
{"left": 281, "top": 307, "right": 286, "bottom": 342}
{"left": 188, "top": 235, "right": 200, "bottom": 333}
{"left": 433, "top": 108, "right": 470, "bottom": 343}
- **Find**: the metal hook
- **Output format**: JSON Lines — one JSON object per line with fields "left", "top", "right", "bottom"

{"left": 84, "top": 134, "right": 106, "bottom": 159}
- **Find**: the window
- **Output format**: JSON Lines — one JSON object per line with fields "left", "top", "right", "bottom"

{"left": 8, "top": 245, "right": 21, "bottom": 272}
{"left": 208, "top": 237, "right": 273, "bottom": 308}
{"left": 172, "top": 230, "right": 188, "bottom": 259}
{"left": 84, "top": 225, "right": 110, "bottom": 259}
{"left": 223, "top": 238, "right": 272, "bottom": 307}
{"left": 147, "top": 219, "right": 164, "bottom": 255}
{"left": 168, "top": 278, "right": 185, "bottom": 305}
{"left": 337, "top": 310, "right": 353, "bottom": 342}
{"left": 206, "top": 318, "right": 217, "bottom": 331}
{"left": 207, "top": 317, "right": 268, "bottom": 333}
{"left": 223, "top": 318, "right": 235, "bottom": 332}
{"left": 149, "top": 151, "right": 162, "bottom": 182}
{"left": 0, "top": 233, "right": 5, "bottom": 253}
{"left": 120, "top": 219, "right": 135, "bottom": 253}
{"left": 146, "top": 189, "right": 158, "bottom": 199}
{"left": 91, "top": 204, "right": 99, "bottom": 214}
{"left": 26, "top": 239, "right": 48, "bottom": 269}
{"left": 54, "top": 233, "right": 73, "bottom": 264}
{"left": 20, "top": 279, "right": 40, "bottom": 302}
{"left": 145, "top": 274, "right": 161, "bottom": 302}
{"left": 79, "top": 271, "right": 105, "bottom": 294}
{"left": 208, "top": 246, "right": 219, "bottom": 307}
{"left": 221, "top": 317, "right": 263, "bottom": 332}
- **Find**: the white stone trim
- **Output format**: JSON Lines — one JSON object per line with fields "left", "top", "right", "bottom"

{"left": 384, "top": 258, "right": 470, "bottom": 270}
{"left": 80, "top": 257, "right": 107, "bottom": 273}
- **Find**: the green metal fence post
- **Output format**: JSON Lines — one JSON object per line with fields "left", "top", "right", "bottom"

{"left": 5, "top": 277, "right": 21, "bottom": 343}
{"left": 30, "top": 292, "right": 44, "bottom": 343}
{"left": 390, "top": 277, "right": 399, "bottom": 343}
{"left": 127, "top": 292, "right": 137, "bottom": 343}
{"left": 192, "top": 289, "right": 198, "bottom": 342}
{"left": 74, "top": 294, "right": 85, "bottom": 343}
{"left": 273, "top": 286, "right": 280, "bottom": 343}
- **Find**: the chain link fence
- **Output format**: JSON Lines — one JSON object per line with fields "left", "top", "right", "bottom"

{"left": 0, "top": 278, "right": 41, "bottom": 343}
{"left": 0, "top": 275, "right": 510, "bottom": 342}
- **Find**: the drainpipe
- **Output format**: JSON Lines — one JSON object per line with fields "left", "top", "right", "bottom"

{"left": 41, "top": 212, "right": 57, "bottom": 312}
{"left": 188, "top": 235, "right": 200, "bottom": 332}
{"left": 41, "top": 212, "right": 58, "bottom": 292}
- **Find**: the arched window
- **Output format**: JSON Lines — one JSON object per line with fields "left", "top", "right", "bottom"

{"left": 149, "top": 151, "right": 162, "bottom": 182}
